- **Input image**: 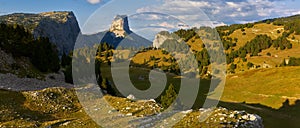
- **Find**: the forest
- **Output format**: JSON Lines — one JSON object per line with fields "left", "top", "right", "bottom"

{"left": 0, "top": 23, "right": 60, "bottom": 73}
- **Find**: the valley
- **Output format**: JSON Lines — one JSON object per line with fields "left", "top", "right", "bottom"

{"left": 0, "top": 10, "right": 300, "bottom": 128}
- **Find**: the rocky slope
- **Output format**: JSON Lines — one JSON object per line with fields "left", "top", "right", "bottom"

{"left": 153, "top": 31, "right": 176, "bottom": 48}
{"left": 0, "top": 11, "right": 80, "bottom": 56}
{"left": 0, "top": 48, "right": 43, "bottom": 79}
{"left": 0, "top": 87, "right": 263, "bottom": 128}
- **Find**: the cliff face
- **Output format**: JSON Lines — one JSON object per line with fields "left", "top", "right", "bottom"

{"left": 153, "top": 31, "right": 172, "bottom": 48}
{"left": 152, "top": 31, "right": 181, "bottom": 48}
{"left": 78, "top": 15, "right": 152, "bottom": 48}
{"left": 0, "top": 11, "right": 80, "bottom": 56}
{"left": 109, "top": 15, "right": 132, "bottom": 37}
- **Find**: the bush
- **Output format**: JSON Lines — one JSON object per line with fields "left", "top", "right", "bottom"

{"left": 247, "top": 62, "right": 254, "bottom": 68}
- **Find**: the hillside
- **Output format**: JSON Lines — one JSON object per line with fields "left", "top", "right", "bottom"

{"left": 0, "top": 87, "right": 263, "bottom": 128}
{"left": 0, "top": 23, "right": 60, "bottom": 78}
{"left": 0, "top": 11, "right": 80, "bottom": 56}
{"left": 127, "top": 14, "right": 300, "bottom": 110}
{"left": 2, "top": 11, "right": 300, "bottom": 127}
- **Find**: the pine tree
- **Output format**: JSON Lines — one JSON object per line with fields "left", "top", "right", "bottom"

{"left": 160, "top": 83, "right": 177, "bottom": 109}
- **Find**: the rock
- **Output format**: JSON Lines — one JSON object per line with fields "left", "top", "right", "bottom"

{"left": 126, "top": 113, "right": 133, "bottom": 116}
{"left": 153, "top": 31, "right": 170, "bottom": 48}
{"left": 109, "top": 15, "right": 132, "bottom": 37}
{"left": 152, "top": 31, "right": 181, "bottom": 48}
{"left": 181, "top": 109, "right": 193, "bottom": 114}
{"left": 149, "top": 99, "right": 156, "bottom": 103}
{"left": 127, "top": 94, "right": 136, "bottom": 100}
{"left": 33, "top": 11, "right": 80, "bottom": 56}
{"left": 0, "top": 11, "right": 80, "bottom": 56}
{"left": 77, "top": 14, "right": 152, "bottom": 49}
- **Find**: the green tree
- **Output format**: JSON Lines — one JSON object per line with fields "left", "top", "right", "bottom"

{"left": 247, "top": 62, "right": 254, "bottom": 69}
{"left": 160, "top": 83, "right": 177, "bottom": 109}
{"left": 63, "top": 65, "right": 73, "bottom": 84}
{"left": 229, "top": 63, "right": 237, "bottom": 73}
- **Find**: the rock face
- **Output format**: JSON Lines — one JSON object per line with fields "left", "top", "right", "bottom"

{"left": 0, "top": 11, "right": 80, "bottom": 56}
{"left": 153, "top": 31, "right": 171, "bottom": 48}
{"left": 152, "top": 31, "right": 181, "bottom": 48}
{"left": 77, "top": 15, "right": 151, "bottom": 48}
{"left": 109, "top": 15, "right": 132, "bottom": 37}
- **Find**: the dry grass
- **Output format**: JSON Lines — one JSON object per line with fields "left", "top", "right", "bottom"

{"left": 132, "top": 50, "right": 172, "bottom": 67}
{"left": 217, "top": 67, "right": 300, "bottom": 109}
{"left": 186, "top": 36, "right": 204, "bottom": 52}
{"left": 228, "top": 23, "right": 284, "bottom": 50}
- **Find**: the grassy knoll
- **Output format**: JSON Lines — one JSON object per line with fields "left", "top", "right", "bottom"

{"left": 218, "top": 66, "right": 300, "bottom": 109}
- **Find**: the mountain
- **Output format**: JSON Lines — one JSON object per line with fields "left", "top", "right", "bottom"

{"left": 0, "top": 11, "right": 80, "bottom": 56}
{"left": 77, "top": 15, "right": 151, "bottom": 48}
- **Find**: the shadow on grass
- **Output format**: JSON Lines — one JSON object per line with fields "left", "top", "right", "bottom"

{"left": 218, "top": 99, "right": 300, "bottom": 128}
{"left": 0, "top": 89, "right": 54, "bottom": 125}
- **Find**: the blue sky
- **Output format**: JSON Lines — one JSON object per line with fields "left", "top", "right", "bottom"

{"left": 1, "top": 0, "right": 300, "bottom": 32}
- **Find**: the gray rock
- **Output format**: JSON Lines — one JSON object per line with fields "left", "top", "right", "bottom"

{"left": 0, "top": 11, "right": 80, "bottom": 56}
{"left": 109, "top": 15, "right": 132, "bottom": 37}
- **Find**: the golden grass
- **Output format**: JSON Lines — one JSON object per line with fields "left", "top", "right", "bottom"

{"left": 228, "top": 23, "right": 284, "bottom": 50}
{"left": 132, "top": 50, "right": 172, "bottom": 67}
{"left": 218, "top": 67, "right": 300, "bottom": 109}
{"left": 186, "top": 36, "right": 204, "bottom": 52}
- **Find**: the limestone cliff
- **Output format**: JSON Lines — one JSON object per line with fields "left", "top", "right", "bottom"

{"left": 152, "top": 31, "right": 181, "bottom": 48}
{"left": 109, "top": 15, "right": 132, "bottom": 37}
{"left": 0, "top": 11, "right": 80, "bottom": 56}
{"left": 77, "top": 15, "right": 151, "bottom": 48}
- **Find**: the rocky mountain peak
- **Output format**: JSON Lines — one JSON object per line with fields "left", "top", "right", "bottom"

{"left": 109, "top": 15, "right": 132, "bottom": 37}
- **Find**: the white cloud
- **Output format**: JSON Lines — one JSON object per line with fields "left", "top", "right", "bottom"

{"left": 87, "top": 0, "right": 101, "bottom": 4}
{"left": 136, "top": 0, "right": 300, "bottom": 25}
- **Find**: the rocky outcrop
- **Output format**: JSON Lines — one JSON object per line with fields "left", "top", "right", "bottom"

{"left": 0, "top": 11, "right": 80, "bottom": 56}
{"left": 153, "top": 31, "right": 172, "bottom": 48}
{"left": 152, "top": 31, "right": 181, "bottom": 48}
{"left": 77, "top": 15, "right": 151, "bottom": 48}
{"left": 109, "top": 15, "right": 132, "bottom": 37}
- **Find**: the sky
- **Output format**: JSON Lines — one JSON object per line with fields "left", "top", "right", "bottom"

{"left": 1, "top": 0, "right": 300, "bottom": 36}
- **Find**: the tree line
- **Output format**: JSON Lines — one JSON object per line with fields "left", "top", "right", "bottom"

{"left": 226, "top": 34, "right": 292, "bottom": 64}
{"left": 0, "top": 23, "right": 60, "bottom": 73}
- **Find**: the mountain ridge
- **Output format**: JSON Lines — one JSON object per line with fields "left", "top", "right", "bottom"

{"left": 0, "top": 11, "right": 80, "bottom": 56}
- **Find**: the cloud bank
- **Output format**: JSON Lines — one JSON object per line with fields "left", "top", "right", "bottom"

{"left": 136, "top": 0, "right": 300, "bottom": 25}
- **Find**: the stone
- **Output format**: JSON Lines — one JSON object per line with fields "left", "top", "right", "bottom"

{"left": 127, "top": 94, "right": 136, "bottom": 100}
{"left": 0, "top": 11, "right": 80, "bottom": 56}
{"left": 126, "top": 113, "right": 133, "bottom": 116}
{"left": 109, "top": 15, "right": 132, "bottom": 37}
